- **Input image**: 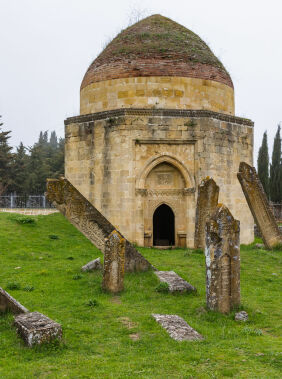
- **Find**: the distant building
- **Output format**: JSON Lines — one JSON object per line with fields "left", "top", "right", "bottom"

{"left": 65, "top": 15, "right": 253, "bottom": 247}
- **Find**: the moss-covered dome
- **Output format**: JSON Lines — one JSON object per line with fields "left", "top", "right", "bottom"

{"left": 81, "top": 14, "right": 233, "bottom": 90}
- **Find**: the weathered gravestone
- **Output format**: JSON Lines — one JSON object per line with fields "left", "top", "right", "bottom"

{"left": 102, "top": 230, "right": 125, "bottom": 293}
{"left": 14, "top": 312, "right": 62, "bottom": 347}
{"left": 81, "top": 257, "right": 102, "bottom": 272}
{"left": 154, "top": 271, "right": 196, "bottom": 293}
{"left": 205, "top": 204, "right": 240, "bottom": 313}
{"left": 194, "top": 178, "right": 219, "bottom": 249}
{"left": 237, "top": 162, "right": 282, "bottom": 249}
{"left": 46, "top": 178, "right": 152, "bottom": 272}
{"left": 0, "top": 287, "right": 28, "bottom": 315}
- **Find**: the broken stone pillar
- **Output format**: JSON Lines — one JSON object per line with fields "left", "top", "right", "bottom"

{"left": 237, "top": 162, "right": 282, "bottom": 249}
{"left": 205, "top": 204, "right": 240, "bottom": 313}
{"left": 46, "top": 177, "right": 152, "bottom": 272}
{"left": 102, "top": 230, "right": 125, "bottom": 293}
{"left": 194, "top": 177, "right": 219, "bottom": 249}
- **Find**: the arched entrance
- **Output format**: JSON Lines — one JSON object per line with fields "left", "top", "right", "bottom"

{"left": 153, "top": 204, "right": 175, "bottom": 246}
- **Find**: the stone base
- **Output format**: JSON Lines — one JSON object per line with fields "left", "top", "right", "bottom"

{"left": 154, "top": 271, "right": 196, "bottom": 293}
{"left": 152, "top": 314, "right": 203, "bottom": 341}
{"left": 14, "top": 312, "right": 62, "bottom": 347}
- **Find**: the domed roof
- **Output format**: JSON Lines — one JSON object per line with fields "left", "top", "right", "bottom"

{"left": 81, "top": 14, "right": 233, "bottom": 90}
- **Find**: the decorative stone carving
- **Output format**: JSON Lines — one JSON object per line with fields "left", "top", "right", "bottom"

{"left": 81, "top": 257, "right": 102, "bottom": 272}
{"left": 152, "top": 314, "right": 204, "bottom": 341}
{"left": 0, "top": 287, "right": 28, "bottom": 315}
{"left": 46, "top": 178, "right": 152, "bottom": 272}
{"left": 154, "top": 271, "right": 196, "bottom": 293}
{"left": 237, "top": 162, "right": 282, "bottom": 249}
{"left": 102, "top": 230, "right": 125, "bottom": 293}
{"left": 194, "top": 178, "right": 219, "bottom": 249}
{"left": 205, "top": 204, "right": 240, "bottom": 314}
{"left": 14, "top": 312, "right": 62, "bottom": 347}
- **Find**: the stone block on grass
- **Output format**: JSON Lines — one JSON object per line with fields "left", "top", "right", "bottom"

{"left": 0, "top": 287, "right": 28, "bottom": 315}
{"left": 154, "top": 271, "right": 196, "bottom": 293}
{"left": 81, "top": 257, "right": 102, "bottom": 272}
{"left": 14, "top": 312, "right": 62, "bottom": 347}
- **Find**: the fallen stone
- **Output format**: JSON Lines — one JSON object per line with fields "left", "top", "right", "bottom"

{"left": 0, "top": 287, "right": 28, "bottom": 315}
{"left": 81, "top": 257, "right": 102, "bottom": 272}
{"left": 235, "top": 311, "right": 248, "bottom": 322}
{"left": 152, "top": 314, "right": 204, "bottom": 341}
{"left": 14, "top": 312, "right": 62, "bottom": 347}
{"left": 254, "top": 243, "right": 264, "bottom": 249}
{"left": 154, "top": 271, "right": 196, "bottom": 293}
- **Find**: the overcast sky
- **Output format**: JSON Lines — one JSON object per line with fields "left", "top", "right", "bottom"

{"left": 0, "top": 0, "right": 281, "bottom": 162}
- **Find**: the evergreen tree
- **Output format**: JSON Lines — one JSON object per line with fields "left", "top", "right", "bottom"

{"left": 270, "top": 125, "right": 282, "bottom": 202}
{"left": 11, "top": 142, "right": 29, "bottom": 194}
{"left": 0, "top": 116, "right": 14, "bottom": 195}
{"left": 49, "top": 131, "right": 58, "bottom": 150}
{"left": 257, "top": 131, "right": 269, "bottom": 197}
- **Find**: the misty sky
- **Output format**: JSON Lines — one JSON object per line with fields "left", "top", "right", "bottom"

{"left": 0, "top": 0, "right": 281, "bottom": 162}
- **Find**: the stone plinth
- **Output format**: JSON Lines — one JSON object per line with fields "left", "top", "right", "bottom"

{"left": 102, "top": 230, "right": 125, "bottom": 293}
{"left": 81, "top": 257, "right": 102, "bottom": 272}
{"left": 194, "top": 178, "right": 219, "bottom": 249}
{"left": 46, "top": 177, "right": 152, "bottom": 272}
{"left": 152, "top": 314, "right": 203, "bottom": 341}
{"left": 0, "top": 287, "right": 28, "bottom": 315}
{"left": 205, "top": 205, "right": 240, "bottom": 313}
{"left": 14, "top": 312, "right": 62, "bottom": 347}
{"left": 237, "top": 162, "right": 282, "bottom": 249}
{"left": 154, "top": 271, "right": 196, "bottom": 293}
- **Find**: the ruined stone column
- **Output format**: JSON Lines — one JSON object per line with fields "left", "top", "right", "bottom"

{"left": 205, "top": 204, "right": 240, "bottom": 313}
{"left": 237, "top": 162, "right": 282, "bottom": 249}
{"left": 102, "top": 230, "right": 125, "bottom": 293}
{"left": 194, "top": 178, "right": 219, "bottom": 249}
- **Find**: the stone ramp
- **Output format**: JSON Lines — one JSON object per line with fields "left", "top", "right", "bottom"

{"left": 155, "top": 271, "right": 196, "bottom": 293}
{"left": 237, "top": 162, "right": 282, "bottom": 249}
{"left": 46, "top": 177, "right": 152, "bottom": 272}
{"left": 152, "top": 314, "right": 203, "bottom": 341}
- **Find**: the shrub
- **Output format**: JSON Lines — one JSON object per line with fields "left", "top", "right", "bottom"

{"left": 87, "top": 299, "right": 99, "bottom": 307}
{"left": 23, "top": 285, "right": 34, "bottom": 292}
{"left": 49, "top": 234, "right": 59, "bottom": 240}
{"left": 6, "top": 282, "right": 21, "bottom": 290}
{"left": 15, "top": 216, "right": 36, "bottom": 224}
{"left": 73, "top": 274, "right": 82, "bottom": 280}
{"left": 155, "top": 282, "right": 169, "bottom": 293}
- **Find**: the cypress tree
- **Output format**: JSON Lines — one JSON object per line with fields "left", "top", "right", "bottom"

{"left": 270, "top": 125, "right": 282, "bottom": 202}
{"left": 0, "top": 116, "right": 14, "bottom": 195}
{"left": 257, "top": 131, "right": 269, "bottom": 197}
{"left": 11, "top": 142, "right": 29, "bottom": 194}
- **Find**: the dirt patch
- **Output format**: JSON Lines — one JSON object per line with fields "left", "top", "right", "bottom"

{"left": 118, "top": 316, "right": 137, "bottom": 329}
{"left": 129, "top": 333, "right": 140, "bottom": 341}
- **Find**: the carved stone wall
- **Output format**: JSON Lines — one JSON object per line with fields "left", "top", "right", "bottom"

{"left": 205, "top": 205, "right": 240, "bottom": 313}
{"left": 237, "top": 162, "right": 282, "bottom": 249}
{"left": 194, "top": 178, "right": 219, "bottom": 249}
{"left": 46, "top": 178, "right": 152, "bottom": 272}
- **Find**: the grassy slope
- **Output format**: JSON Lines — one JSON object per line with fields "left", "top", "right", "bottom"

{"left": 0, "top": 213, "right": 281, "bottom": 378}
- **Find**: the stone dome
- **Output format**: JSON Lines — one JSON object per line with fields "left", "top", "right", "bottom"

{"left": 80, "top": 15, "right": 234, "bottom": 115}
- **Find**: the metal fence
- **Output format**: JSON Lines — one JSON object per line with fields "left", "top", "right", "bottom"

{"left": 0, "top": 194, "right": 55, "bottom": 209}
{"left": 270, "top": 202, "right": 282, "bottom": 222}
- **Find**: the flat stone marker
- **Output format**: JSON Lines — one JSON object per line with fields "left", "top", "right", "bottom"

{"left": 155, "top": 271, "right": 196, "bottom": 293}
{"left": 14, "top": 312, "right": 62, "bottom": 347}
{"left": 0, "top": 287, "right": 28, "bottom": 315}
{"left": 81, "top": 257, "right": 102, "bottom": 272}
{"left": 152, "top": 314, "right": 203, "bottom": 341}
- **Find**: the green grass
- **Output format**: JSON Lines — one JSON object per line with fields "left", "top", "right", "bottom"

{"left": 0, "top": 212, "right": 281, "bottom": 378}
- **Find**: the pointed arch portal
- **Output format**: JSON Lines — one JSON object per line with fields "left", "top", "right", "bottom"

{"left": 153, "top": 204, "right": 175, "bottom": 246}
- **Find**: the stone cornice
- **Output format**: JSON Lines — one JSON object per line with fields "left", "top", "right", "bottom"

{"left": 64, "top": 108, "right": 254, "bottom": 127}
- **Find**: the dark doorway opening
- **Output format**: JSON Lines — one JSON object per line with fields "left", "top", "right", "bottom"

{"left": 153, "top": 204, "right": 175, "bottom": 246}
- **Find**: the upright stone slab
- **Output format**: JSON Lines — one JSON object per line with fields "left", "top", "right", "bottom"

{"left": 205, "top": 205, "right": 240, "bottom": 313}
{"left": 102, "top": 230, "right": 125, "bottom": 293}
{"left": 0, "top": 287, "right": 28, "bottom": 315}
{"left": 194, "top": 178, "right": 219, "bottom": 249}
{"left": 237, "top": 162, "right": 282, "bottom": 249}
{"left": 46, "top": 177, "right": 152, "bottom": 272}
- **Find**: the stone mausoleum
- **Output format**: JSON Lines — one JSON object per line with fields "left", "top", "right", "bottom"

{"left": 64, "top": 15, "right": 254, "bottom": 248}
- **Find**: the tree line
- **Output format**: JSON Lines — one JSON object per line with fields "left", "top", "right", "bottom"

{"left": 0, "top": 116, "right": 64, "bottom": 195}
{"left": 257, "top": 125, "right": 281, "bottom": 202}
